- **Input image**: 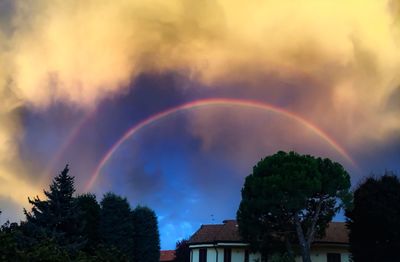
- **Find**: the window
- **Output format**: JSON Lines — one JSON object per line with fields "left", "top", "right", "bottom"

{"left": 327, "top": 253, "right": 341, "bottom": 262}
{"left": 244, "top": 249, "right": 249, "bottom": 262}
{"left": 224, "top": 248, "right": 231, "bottom": 262}
{"left": 199, "top": 248, "right": 207, "bottom": 262}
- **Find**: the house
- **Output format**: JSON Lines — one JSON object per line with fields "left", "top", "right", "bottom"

{"left": 188, "top": 220, "right": 350, "bottom": 262}
{"left": 160, "top": 250, "right": 175, "bottom": 262}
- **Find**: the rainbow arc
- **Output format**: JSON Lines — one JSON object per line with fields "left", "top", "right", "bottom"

{"left": 85, "top": 98, "right": 357, "bottom": 191}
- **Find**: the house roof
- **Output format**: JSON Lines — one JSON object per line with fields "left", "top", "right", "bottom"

{"left": 160, "top": 250, "right": 175, "bottom": 261}
{"left": 314, "top": 222, "right": 349, "bottom": 244}
{"left": 189, "top": 220, "right": 243, "bottom": 244}
{"left": 189, "top": 220, "right": 348, "bottom": 245}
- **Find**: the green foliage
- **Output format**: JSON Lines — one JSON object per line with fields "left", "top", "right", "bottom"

{"left": 75, "top": 244, "right": 129, "bottom": 262}
{"left": 346, "top": 172, "right": 400, "bottom": 262}
{"left": 0, "top": 222, "right": 73, "bottom": 262}
{"left": 174, "top": 239, "right": 189, "bottom": 262}
{"left": 0, "top": 222, "right": 25, "bottom": 261}
{"left": 76, "top": 193, "right": 101, "bottom": 251}
{"left": 24, "top": 165, "right": 85, "bottom": 256}
{"left": 26, "top": 165, "right": 76, "bottom": 226}
{"left": 132, "top": 206, "right": 160, "bottom": 262}
{"left": 22, "top": 238, "right": 71, "bottom": 262}
{"left": 0, "top": 165, "right": 160, "bottom": 261}
{"left": 269, "top": 253, "right": 295, "bottom": 262}
{"left": 237, "top": 151, "right": 351, "bottom": 261}
{"left": 99, "top": 192, "right": 135, "bottom": 259}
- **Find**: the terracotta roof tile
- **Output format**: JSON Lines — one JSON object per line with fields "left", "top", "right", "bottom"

{"left": 189, "top": 220, "right": 243, "bottom": 244}
{"left": 160, "top": 250, "right": 175, "bottom": 261}
{"left": 315, "top": 222, "right": 349, "bottom": 244}
{"left": 189, "top": 220, "right": 348, "bottom": 245}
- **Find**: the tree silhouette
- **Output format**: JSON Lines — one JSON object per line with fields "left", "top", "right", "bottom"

{"left": 174, "top": 238, "right": 189, "bottom": 262}
{"left": 0, "top": 165, "right": 161, "bottom": 260}
{"left": 132, "top": 205, "right": 160, "bottom": 262}
{"left": 346, "top": 172, "right": 400, "bottom": 262}
{"left": 24, "top": 165, "right": 84, "bottom": 255}
{"left": 99, "top": 192, "right": 135, "bottom": 259}
{"left": 76, "top": 193, "right": 101, "bottom": 252}
{"left": 237, "top": 151, "right": 351, "bottom": 262}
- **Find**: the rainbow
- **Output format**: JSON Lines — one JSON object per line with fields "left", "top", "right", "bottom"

{"left": 85, "top": 98, "right": 357, "bottom": 191}
{"left": 42, "top": 108, "right": 96, "bottom": 183}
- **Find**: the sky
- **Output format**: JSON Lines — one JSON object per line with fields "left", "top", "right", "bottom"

{"left": 0, "top": 0, "right": 399, "bottom": 249}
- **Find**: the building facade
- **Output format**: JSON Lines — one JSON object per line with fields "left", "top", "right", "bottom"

{"left": 189, "top": 220, "right": 350, "bottom": 262}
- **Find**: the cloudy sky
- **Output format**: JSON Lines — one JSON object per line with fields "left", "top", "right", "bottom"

{"left": 0, "top": 0, "right": 399, "bottom": 249}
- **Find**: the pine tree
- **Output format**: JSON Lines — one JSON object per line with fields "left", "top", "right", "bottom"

{"left": 132, "top": 206, "right": 160, "bottom": 262}
{"left": 24, "top": 165, "right": 84, "bottom": 254}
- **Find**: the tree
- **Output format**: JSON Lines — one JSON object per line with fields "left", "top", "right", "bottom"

{"left": 346, "top": 172, "right": 400, "bottom": 262}
{"left": 76, "top": 193, "right": 101, "bottom": 252}
{"left": 24, "top": 165, "right": 84, "bottom": 255}
{"left": 0, "top": 219, "right": 74, "bottom": 261}
{"left": 237, "top": 151, "right": 351, "bottom": 262}
{"left": 22, "top": 237, "right": 71, "bottom": 262}
{"left": 174, "top": 239, "right": 189, "bottom": 262}
{"left": 0, "top": 221, "right": 24, "bottom": 260}
{"left": 132, "top": 206, "right": 160, "bottom": 262}
{"left": 99, "top": 193, "right": 135, "bottom": 259}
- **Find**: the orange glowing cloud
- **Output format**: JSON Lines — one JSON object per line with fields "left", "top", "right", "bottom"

{"left": 0, "top": 0, "right": 399, "bottom": 206}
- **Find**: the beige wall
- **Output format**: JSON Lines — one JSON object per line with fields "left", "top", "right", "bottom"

{"left": 294, "top": 246, "right": 350, "bottom": 262}
{"left": 190, "top": 247, "right": 261, "bottom": 262}
{"left": 190, "top": 245, "right": 349, "bottom": 262}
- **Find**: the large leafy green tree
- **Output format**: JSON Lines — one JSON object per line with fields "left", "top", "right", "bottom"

{"left": 132, "top": 206, "right": 160, "bottom": 262}
{"left": 346, "top": 173, "right": 400, "bottom": 262}
{"left": 237, "top": 151, "right": 351, "bottom": 262}
{"left": 24, "top": 165, "right": 84, "bottom": 255}
{"left": 99, "top": 193, "right": 135, "bottom": 259}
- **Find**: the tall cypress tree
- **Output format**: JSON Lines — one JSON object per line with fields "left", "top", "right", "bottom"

{"left": 132, "top": 206, "right": 160, "bottom": 262}
{"left": 346, "top": 173, "right": 400, "bottom": 261}
{"left": 99, "top": 193, "right": 135, "bottom": 259}
{"left": 24, "top": 165, "right": 84, "bottom": 253}
{"left": 76, "top": 193, "right": 101, "bottom": 251}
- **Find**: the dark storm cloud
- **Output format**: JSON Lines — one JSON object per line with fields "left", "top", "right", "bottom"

{"left": 15, "top": 67, "right": 400, "bottom": 250}
{"left": 87, "top": 102, "right": 256, "bottom": 247}
{"left": 19, "top": 72, "right": 189, "bottom": 188}
{"left": 1, "top": 0, "right": 400, "bottom": 251}
{"left": 2, "top": 0, "right": 400, "bottom": 216}
{"left": 356, "top": 136, "right": 400, "bottom": 177}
